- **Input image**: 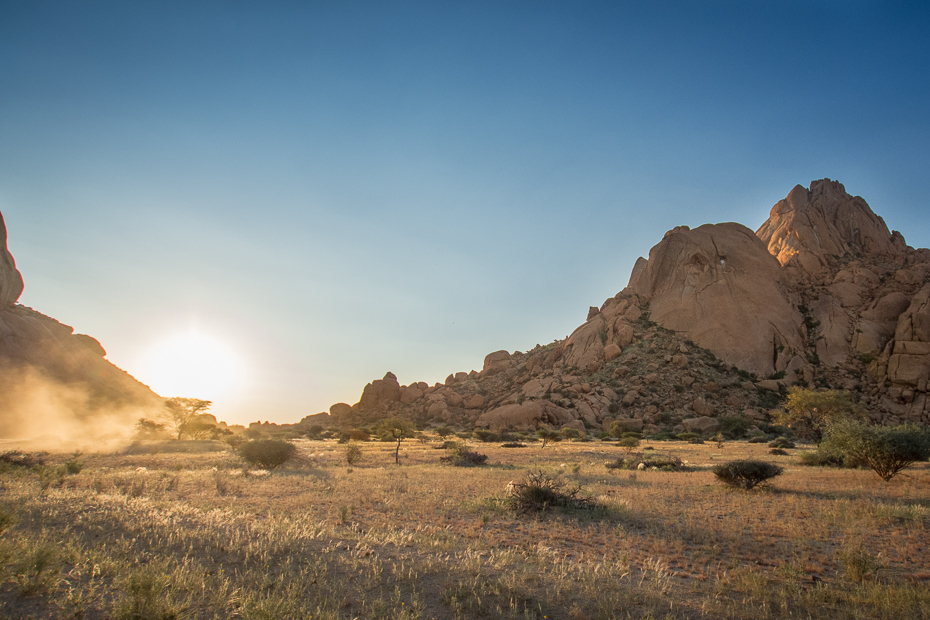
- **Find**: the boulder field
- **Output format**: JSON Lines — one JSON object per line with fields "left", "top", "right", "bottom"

{"left": 324, "top": 180, "right": 930, "bottom": 433}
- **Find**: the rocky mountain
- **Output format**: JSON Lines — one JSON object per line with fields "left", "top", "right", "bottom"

{"left": 0, "top": 212, "right": 163, "bottom": 444}
{"left": 324, "top": 180, "right": 930, "bottom": 435}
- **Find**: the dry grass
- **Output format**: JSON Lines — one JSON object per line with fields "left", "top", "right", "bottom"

{"left": 1, "top": 438, "right": 928, "bottom": 619}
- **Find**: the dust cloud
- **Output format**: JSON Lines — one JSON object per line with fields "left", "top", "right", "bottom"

{"left": 0, "top": 364, "right": 162, "bottom": 452}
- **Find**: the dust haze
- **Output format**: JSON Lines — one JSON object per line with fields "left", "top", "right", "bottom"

{"left": 0, "top": 364, "right": 163, "bottom": 452}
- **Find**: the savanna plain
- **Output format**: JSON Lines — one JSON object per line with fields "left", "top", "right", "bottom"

{"left": 1, "top": 438, "right": 929, "bottom": 620}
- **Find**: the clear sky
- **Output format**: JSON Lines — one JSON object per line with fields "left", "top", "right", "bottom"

{"left": 1, "top": 1, "right": 928, "bottom": 426}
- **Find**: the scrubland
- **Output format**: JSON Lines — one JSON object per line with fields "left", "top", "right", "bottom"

{"left": 1, "top": 439, "right": 929, "bottom": 619}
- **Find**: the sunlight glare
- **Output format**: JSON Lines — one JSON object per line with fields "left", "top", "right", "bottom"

{"left": 140, "top": 329, "right": 244, "bottom": 399}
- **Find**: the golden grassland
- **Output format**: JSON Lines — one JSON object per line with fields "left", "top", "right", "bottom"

{"left": 1, "top": 438, "right": 929, "bottom": 619}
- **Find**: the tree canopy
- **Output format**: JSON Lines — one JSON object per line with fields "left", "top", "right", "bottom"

{"left": 775, "top": 387, "right": 863, "bottom": 443}
{"left": 165, "top": 397, "right": 213, "bottom": 440}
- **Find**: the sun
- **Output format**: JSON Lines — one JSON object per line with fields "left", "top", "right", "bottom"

{"left": 139, "top": 329, "right": 244, "bottom": 399}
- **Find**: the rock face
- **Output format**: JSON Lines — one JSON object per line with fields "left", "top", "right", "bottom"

{"left": 757, "top": 180, "right": 908, "bottom": 281}
{"left": 0, "top": 213, "right": 24, "bottom": 308}
{"left": 0, "top": 212, "right": 163, "bottom": 444}
{"left": 629, "top": 222, "right": 804, "bottom": 377}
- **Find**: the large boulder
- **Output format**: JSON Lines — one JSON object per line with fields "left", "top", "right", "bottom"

{"left": 482, "top": 350, "right": 512, "bottom": 374}
{"left": 629, "top": 222, "right": 804, "bottom": 377}
{"left": 357, "top": 372, "right": 401, "bottom": 409}
{"left": 475, "top": 401, "right": 575, "bottom": 431}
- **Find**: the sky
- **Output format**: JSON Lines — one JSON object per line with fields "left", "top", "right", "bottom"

{"left": 1, "top": 1, "right": 928, "bottom": 426}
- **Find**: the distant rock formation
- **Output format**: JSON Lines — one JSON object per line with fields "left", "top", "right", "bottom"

{"left": 329, "top": 179, "right": 930, "bottom": 432}
{"left": 0, "top": 211, "right": 164, "bottom": 444}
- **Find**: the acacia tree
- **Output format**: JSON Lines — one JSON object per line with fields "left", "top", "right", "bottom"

{"left": 822, "top": 420, "right": 930, "bottom": 482}
{"left": 165, "top": 397, "right": 213, "bottom": 440}
{"left": 376, "top": 417, "right": 416, "bottom": 464}
{"left": 775, "top": 387, "right": 863, "bottom": 443}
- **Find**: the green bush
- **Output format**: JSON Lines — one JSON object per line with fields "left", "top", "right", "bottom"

{"left": 712, "top": 459, "right": 783, "bottom": 490}
{"left": 473, "top": 429, "right": 499, "bottom": 442}
{"left": 798, "top": 449, "right": 859, "bottom": 468}
{"left": 719, "top": 416, "right": 750, "bottom": 439}
{"left": 616, "top": 437, "right": 641, "bottom": 453}
{"left": 237, "top": 439, "right": 296, "bottom": 470}
{"left": 501, "top": 442, "right": 527, "bottom": 448}
{"left": 821, "top": 420, "right": 930, "bottom": 482}
{"left": 768, "top": 437, "right": 796, "bottom": 449}
{"left": 348, "top": 428, "right": 371, "bottom": 441}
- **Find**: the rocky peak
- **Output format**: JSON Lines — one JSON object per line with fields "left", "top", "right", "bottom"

{"left": 629, "top": 222, "right": 804, "bottom": 377}
{"left": 756, "top": 178, "right": 909, "bottom": 281}
{"left": 0, "top": 212, "right": 24, "bottom": 308}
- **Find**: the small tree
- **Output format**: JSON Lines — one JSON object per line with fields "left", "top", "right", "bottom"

{"left": 164, "top": 398, "right": 213, "bottom": 440}
{"left": 775, "top": 387, "right": 862, "bottom": 443}
{"left": 180, "top": 420, "right": 215, "bottom": 440}
{"left": 537, "top": 428, "right": 562, "bottom": 448}
{"left": 376, "top": 418, "right": 416, "bottom": 465}
{"left": 821, "top": 420, "right": 930, "bottom": 482}
{"left": 435, "top": 426, "right": 453, "bottom": 440}
{"left": 712, "top": 460, "right": 782, "bottom": 490}
{"left": 134, "top": 418, "right": 168, "bottom": 441}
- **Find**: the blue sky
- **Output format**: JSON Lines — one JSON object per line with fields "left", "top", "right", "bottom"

{"left": 2, "top": 1, "right": 928, "bottom": 425}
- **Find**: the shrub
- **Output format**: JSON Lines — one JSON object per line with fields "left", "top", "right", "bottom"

{"left": 440, "top": 441, "right": 488, "bottom": 467}
{"left": 505, "top": 471, "right": 595, "bottom": 512}
{"left": 768, "top": 437, "right": 796, "bottom": 449}
{"left": 719, "top": 416, "right": 750, "bottom": 439}
{"left": 434, "top": 425, "right": 454, "bottom": 439}
{"left": 501, "top": 442, "right": 527, "bottom": 448}
{"left": 747, "top": 435, "right": 768, "bottom": 444}
{"left": 769, "top": 448, "right": 789, "bottom": 456}
{"left": 616, "top": 437, "right": 641, "bottom": 453}
{"left": 712, "top": 460, "right": 783, "bottom": 490}
{"left": 560, "top": 428, "right": 581, "bottom": 441}
{"left": 675, "top": 432, "right": 700, "bottom": 441}
{"left": 473, "top": 429, "right": 499, "bottom": 442}
{"left": 237, "top": 439, "right": 296, "bottom": 470}
{"left": 0, "top": 451, "right": 46, "bottom": 469}
{"left": 348, "top": 428, "right": 371, "bottom": 441}
{"left": 821, "top": 420, "right": 930, "bottom": 482}
{"left": 344, "top": 443, "right": 363, "bottom": 465}
{"left": 64, "top": 451, "right": 84, "bottom": 475}
{"left": 305, "top": 424, "right": 324, "bottom": 439}
{"left": 798, "top": 449, "right": 858, "bottom": 468}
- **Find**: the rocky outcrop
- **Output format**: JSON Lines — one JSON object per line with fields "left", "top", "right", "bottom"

{"left": 0, "top": 212, "right": 164, "bottom": 443}
{"left": 0, "top": 213, "right": 24, "bottom": 308}
{"left": 331, "top": 179, "right": 930, "bottom": 433}
{"left": 756, "top": 179, "right": 908, "bottom": 282}
{"left": 357, "top": 372, "right": 401, "bottom": 409}
{"left": 629, "top": 222, "right": 805, "bottom": 378}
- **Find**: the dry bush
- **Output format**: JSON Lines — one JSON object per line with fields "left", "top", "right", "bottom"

{"left": 505, "top": 471, "right": 595, "bottom": 512}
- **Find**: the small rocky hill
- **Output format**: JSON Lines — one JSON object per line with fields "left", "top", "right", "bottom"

{"left": 0, "top": 212, "right": 164, "bottom": 443}
{"left": 320, "top": 180, "right": 930, "bottom": 435}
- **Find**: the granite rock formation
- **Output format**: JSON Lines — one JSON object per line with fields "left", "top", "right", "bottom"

{"left": 329, "top": 180, "right": 930, "bottom": 433}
